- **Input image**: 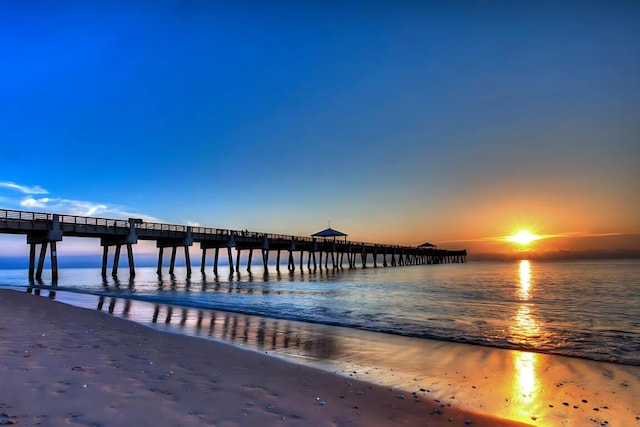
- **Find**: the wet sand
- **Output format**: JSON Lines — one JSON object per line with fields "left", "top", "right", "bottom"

{"left": 1, "top": 290, "right": 529, "bottom": 426}
{"left": 1, "top": 289, "right": 638, "bottom": 426}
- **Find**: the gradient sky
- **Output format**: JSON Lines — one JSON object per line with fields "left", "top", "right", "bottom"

{"left": 1, "top": 1, "right": 639, "bottom": 259}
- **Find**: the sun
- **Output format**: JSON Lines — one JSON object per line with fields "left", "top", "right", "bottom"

{"left": 507, "top": 230, "right": 541, "bottom": 245}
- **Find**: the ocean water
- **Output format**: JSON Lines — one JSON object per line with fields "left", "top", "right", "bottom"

{"left": 1, "top": 259, "right": 639, "bottom": 366}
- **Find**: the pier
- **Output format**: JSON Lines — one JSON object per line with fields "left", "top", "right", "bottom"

{"left": 0, "top": 209, "right": 466, "bottom": 281}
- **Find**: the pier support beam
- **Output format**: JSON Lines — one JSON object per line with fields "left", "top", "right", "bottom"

{"left": 101, "top": 239, "right": 136, "bottom": 277}
{"left": 309, "top": 239, "right": 318, "bottom": 272}
{"left": 200, "top": 248, "right": 207, "bottom": 274}
{"left": 200, "top": 240, "right": 231, "bottom": 276}
{"left": 30, "top": 240, "right": 59, "bottom": 281}
{"left": 261, "top": 235, "right": 270, "bottom": 274}
{"left": 27, "top": 214, "right": 63, "bottom": 283}
{"left": 287, "top": 250, "right": 295, "bottom": 272}
{"left": 100, "top": 217, "right": 140, "bottom": 278}
{"left": 36, "top": 242, "right": 47, "bottom": 278}
{"left": 185, "top": 246, "right": 192, "bottom": 275}
{"left": 28, "top": 243, "right": 36, "bottom": 282}
{"left": 247, "top": 248, "right": 253, "bottom": 273}
{"left": 113, "top": 244, "right": 122, "bottom": 276}
{"left": 227, "top": 247, "right": 234, "bottom": 274}
{"left": 156, "top": 226, "right": 193, "bottom": 277}
{"left": 287, "top": 239, "right": 296, "bottom": 272}
{"left": 299, "top": 251, "right": 304, "bottom": 273}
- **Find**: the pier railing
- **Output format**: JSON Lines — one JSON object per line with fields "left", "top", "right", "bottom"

{"left": 1, "top": 208, "right": 467, "bottom": 280}
{"left": 1, "top": 209, "right": 426, "bottom": 250}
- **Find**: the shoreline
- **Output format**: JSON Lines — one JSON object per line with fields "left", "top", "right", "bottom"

{"left": 1, "top": 289, "right": 529, "bottom": 427}
{"left": 13, "top": 281, "right": 640, "bottom": 368}
{"left": 1, "top": 289, "right": 639, "bottom": 426}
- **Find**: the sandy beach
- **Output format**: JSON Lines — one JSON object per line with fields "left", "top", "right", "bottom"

{"left": 1, "top": 289, "right": 531, "bottom": 427}
{"left": 1, "top": 289, "right": 638, "bottom": 426}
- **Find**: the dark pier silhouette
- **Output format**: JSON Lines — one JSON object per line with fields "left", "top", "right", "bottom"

{"left": 1, "top": 209, "right": 466, "bottom": 281}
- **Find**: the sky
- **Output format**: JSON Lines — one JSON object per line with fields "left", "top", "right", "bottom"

{"left": 1, "top": 0, "right": 639, "bottom": 261}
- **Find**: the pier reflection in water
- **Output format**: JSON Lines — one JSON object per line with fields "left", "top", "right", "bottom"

{"left": 98, "top": 270, "right": 321, "bottom": 294}
{"left": 94, "top": 295, "right": 339, "bottom": 360}
{"left": 26, "top": 279, "right": 56, "bottom": 300}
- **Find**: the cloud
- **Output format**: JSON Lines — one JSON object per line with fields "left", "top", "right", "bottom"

{"left": 437, "top": 236, "right": 504, "bottom": 244}
{"left": 20, "top": 197, "right": 50, "bottom": 209}
{"left": 2, "top": 181, "right": 165, "bottom": 224}
{"left": 438, "top": 231, "right": 635, "bottom": 245}
{"left": 0, "top": 180, "right": 161, "bottom": 222}
{"left": 557, "top": 231, "right": 632, "bottom": 238}
{"left": 0, "top": 181, "right": 48, "bottom": 194}
{"left": 17, "top": 197, "right": 160, "bottom": 222}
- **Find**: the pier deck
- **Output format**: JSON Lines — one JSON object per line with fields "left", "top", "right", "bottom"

{"left": 0, "top": 209, "right": 466, "bottom": 281}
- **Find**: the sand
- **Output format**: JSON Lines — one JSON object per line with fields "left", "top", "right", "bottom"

{"left": 1, "top": 289, "right": 638, "bottom": 426}
{"left": 0, "top": 290, "right": 530, "bottom": 427}
{"left": 81, "top": 292, "right": 640, "bottom": 427}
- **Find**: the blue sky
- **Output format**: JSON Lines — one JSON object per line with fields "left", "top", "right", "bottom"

{"left": 1, "top": 1, "right": 639, "bottom": 257}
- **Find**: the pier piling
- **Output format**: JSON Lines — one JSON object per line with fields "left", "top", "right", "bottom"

{"left": 2, "top": 209, "right": 467, "bottom": 281}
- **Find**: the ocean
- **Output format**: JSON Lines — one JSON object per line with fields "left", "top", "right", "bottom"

{"left": 1, "top": 258, "right": 638, "bottom": 367}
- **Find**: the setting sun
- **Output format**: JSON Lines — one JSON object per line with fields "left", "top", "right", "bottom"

{"left": 507, "top": 230, "right": 541, "bottom": 245}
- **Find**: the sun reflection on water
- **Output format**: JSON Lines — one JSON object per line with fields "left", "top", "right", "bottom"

{"left": 510, "top": 260, "right": 542, "bottom": 421}
{"left": 513, "top": 304, "right": 540, "bottom": 341}
{"left": 511, "top": 260, "right": 541, "bottom": 342}
{"left": 518, "top": 260, "right": 531, "bottom": 300}
{"left": 512, "top": 351, "right": 540, "bottom": 419}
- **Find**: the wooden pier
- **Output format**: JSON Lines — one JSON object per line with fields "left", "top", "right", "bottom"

{"left": 0, "top": 209, "right": 467, "bottom": 281}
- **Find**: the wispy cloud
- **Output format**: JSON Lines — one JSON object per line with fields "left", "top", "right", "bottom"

{"left": 20, "top": 197, "right": 107, "bottom": 216}
{"left": 20, "top": 197, "right": 50, "bottom": 209}
{"left": 18, "top": 197, "right": 161, "bottom": 221}
{"left": 0, "top": 181, "right": 161, "bottom": 222}
{"left": 437, "top": 236, "right": 506, "bottom": 244}
{"left": 438, "top": 231, "right": 635, "bottom": 245}
{"left": 0, "top": 181, "right": 48, "bottom": 194}
{"left": 556, "top": 231, "right": 635, "bottom": 238}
